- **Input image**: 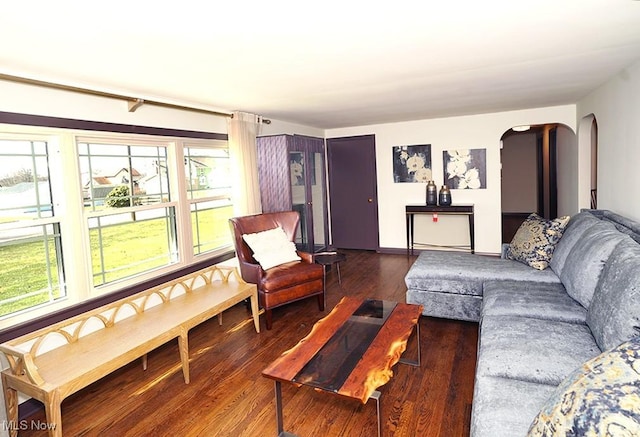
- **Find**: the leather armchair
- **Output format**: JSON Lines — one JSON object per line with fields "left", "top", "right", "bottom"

{"left": 229, "top": 211, "right": 325, "bottom": 330}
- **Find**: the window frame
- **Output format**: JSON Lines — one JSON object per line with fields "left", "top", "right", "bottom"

{"left": 0, "top": 113, "right": 233, "bottom": 336}
{"left": 183, "top": 140, "right": 233, "bottom": 256}
{"left": 0, "top": 134, "right": 67, "bottom": 319}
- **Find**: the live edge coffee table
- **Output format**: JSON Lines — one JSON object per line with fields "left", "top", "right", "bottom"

{"left": 262, "top": 297, "right": 423, "bottom": 437}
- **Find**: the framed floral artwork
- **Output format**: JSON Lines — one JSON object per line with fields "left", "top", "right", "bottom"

{"left": 393, "top": 144, "right": 432, "bottom": 183}
{"left": 443, "top": 148, "right": 487, "bottom": 189}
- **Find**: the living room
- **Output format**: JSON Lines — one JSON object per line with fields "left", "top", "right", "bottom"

{"left": 1, "top": 2, "right": 640, "bottom": 436}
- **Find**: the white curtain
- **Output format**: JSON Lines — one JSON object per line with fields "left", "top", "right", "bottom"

{"left": 228, "top": 111, "right": 263, "bottom": 216}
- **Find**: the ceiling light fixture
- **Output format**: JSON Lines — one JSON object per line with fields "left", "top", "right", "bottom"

{"left": 512, "top": 125, "right": 531, "bottom": 132}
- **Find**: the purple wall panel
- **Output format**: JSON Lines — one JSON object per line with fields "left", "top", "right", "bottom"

{"left": 257, "top": 135, "right": 292, "bottom": 212}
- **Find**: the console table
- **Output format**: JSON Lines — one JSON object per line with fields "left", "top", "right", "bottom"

{"left": 406, "top": 204, "right": 475, "bottom": 255}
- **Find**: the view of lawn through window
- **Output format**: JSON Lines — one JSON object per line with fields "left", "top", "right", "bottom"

{"left": 0, "top": 140, "right": 65, "bottom": 317}
{"left": 0, "top": 134, "right": 233, "bottom": 320}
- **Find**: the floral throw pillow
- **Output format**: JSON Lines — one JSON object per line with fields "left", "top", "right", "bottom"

{"left": 506, "top": 213, "right": 570, "bottom": 270}
{"left": 527, "top": 336, "right": 640, "bottom": 436}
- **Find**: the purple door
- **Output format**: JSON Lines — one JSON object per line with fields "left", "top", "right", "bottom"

{"left": 327, "top": 135, "right": 379, "bottom": 250}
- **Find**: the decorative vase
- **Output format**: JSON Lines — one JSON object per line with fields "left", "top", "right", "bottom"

{"left": 426, "top": 180, "right": 437, "bottom": 205}
{"left": 439, "top": 185, "right": 452, "bottom": 206}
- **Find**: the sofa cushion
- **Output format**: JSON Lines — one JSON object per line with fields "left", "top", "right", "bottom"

{"left": 549, "top": 211, "right": 601, "bottom": 276}
{"left": 506, "top": 213, "right": 570, "bottom": 270}
{"left": 601, "top": 209, "right": 640, "bottom": 243}
{"left": 587, "top": 237, "right": 640, "bottom": 351}
{"left": 406, "top": 289, "right": 482, "bottom": 321}
{"left": 527, "top": 335, "right": 640, "bottom": 437}
{"left": 477, "top": 315, "right": 601, "bottom": 386}
{"left": 482, "top": 280, "right": 586, "bottom": 324}
{"left": 472, "top": 375, "right": 556, "bottom": 437}
{"left": 405, "top": 250, "right": 561, "bottom": 297}
{"left": 560, "top": 220, "right": 626, "bottom": 308}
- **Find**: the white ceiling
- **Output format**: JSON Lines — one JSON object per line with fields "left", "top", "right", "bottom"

{"left": 2, "top": 1, "right": 640, "bottom": 129}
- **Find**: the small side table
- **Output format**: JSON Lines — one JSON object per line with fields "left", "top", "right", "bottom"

{"left": 314, "top": 252, "right": 347, "bottom": 285}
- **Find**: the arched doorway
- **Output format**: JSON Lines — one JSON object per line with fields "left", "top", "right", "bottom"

{"left": 500, "top": 123, "right": 574, "bottom": 243}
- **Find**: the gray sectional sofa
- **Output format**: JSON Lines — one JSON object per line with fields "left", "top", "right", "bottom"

{"left": 405, "top": 209, "right": 640, "bottom": 436}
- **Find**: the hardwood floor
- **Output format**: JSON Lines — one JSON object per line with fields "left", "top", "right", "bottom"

{"left": 20, "top": 250, "right": 478, "bottom": 437}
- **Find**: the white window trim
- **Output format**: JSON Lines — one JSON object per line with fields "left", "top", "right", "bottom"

{"left": 0, "top": 125, "right": 233, "bottom": 330}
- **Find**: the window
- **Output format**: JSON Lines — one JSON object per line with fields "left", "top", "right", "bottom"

{"left": 0, "top": 139, "right": 66, "bottom": 317}
{"left": 0, "top": 121, "right": 231, "bottom": 325}
{"left": 79, "top": 141, "right": 179, "bottom": 286}
{"left": 184, "top": 144, "right": 234, "bottom": 255}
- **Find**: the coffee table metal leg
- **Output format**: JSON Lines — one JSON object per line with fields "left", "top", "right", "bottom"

{"left": 274, "top": 381, "right": 297, "bottom": 437}
{"left": 399, "top": 322, "right": 421, "bottom": 367}
{"left": 370, "top": 390, "right": 382, "bottom": 437}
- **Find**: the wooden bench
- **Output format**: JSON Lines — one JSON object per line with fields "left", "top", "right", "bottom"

{"left": 0, "top": 264, "right": 260, "bottom": 437}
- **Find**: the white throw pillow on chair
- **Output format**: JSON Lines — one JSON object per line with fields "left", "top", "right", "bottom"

{"left": 242, "top": 227, "right": 301, "bottom": 270}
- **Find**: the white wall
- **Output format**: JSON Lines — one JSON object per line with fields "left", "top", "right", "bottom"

{"left": 577, "top": 59, "right": 640, "bottom": 222}
{"left": 260, "top": 119, "right": 324, "bottom": 138}
{"left": 556, "top": 124, "right": 579, "bottom": 217}
{"left": 0, "top": 79, "right": 230, "bottom": 132}
{"left": 0, "top": 79, "right": 325, "bottom": 139}
{"left": 326, "top": 105, "right": 576, "bottom": 254}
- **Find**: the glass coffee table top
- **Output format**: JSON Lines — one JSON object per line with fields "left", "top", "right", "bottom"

{"left": 292, "top": 299, "right": 397, "bottom": 392}
{"left": 262, "top": 297, "right": 422, "bottom": 437}
{"left": 263, "top": 297, "right": 422, "bottom": 401}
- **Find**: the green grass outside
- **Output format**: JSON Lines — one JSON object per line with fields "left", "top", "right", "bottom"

{"left": 0, "top": 238, "right": 62, "bottom": 317}
{"left": 0, "top": 205, "right": 233, "bottom": 317}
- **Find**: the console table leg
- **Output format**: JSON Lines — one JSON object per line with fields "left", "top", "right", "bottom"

{"left": 469, "top": 213, "right": 475, "bottom": 254}
{"left": 406, "top": 213, "right": 411, "bottom": 256}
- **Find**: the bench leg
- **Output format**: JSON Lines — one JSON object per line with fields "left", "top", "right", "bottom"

{"left": 142, "top": 353, "right": 148, "bottom": 371}
{"left": 43, "top": 391, "right": 62, "bottom": 437}
{"left": 178, "top": 332, "right": 190, "bottom": 384}
{"left": 217, "top": 313, "right": 223, "bottom": 326}
{"left": 249, "top": 293, "right": 260, "bottom": 333}
{"left": 2, "top": 375, "right": 18, "bottom": 437}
